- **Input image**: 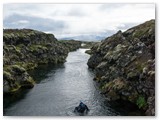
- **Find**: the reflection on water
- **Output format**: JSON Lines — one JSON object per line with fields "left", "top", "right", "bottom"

{"left": 4, "top": 49, "right": 141, "bottom": 116}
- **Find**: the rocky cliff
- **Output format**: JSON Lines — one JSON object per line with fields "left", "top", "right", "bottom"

{"left": 3, "top": 29, "right": 81, "bottom": 94}
{"left": 87, "top": 20, "right": 155, "bottom": 115}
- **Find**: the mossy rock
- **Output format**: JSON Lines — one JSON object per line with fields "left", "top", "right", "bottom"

{"left": 15, "top": 62, "right": 37, "bottom": 70}
{"left": 11, "top": 65, "right": 26, "bottom": 74}
{"left": 112, "top": 79, "right": 127, "bottom": 90}
{"left": 15, "top": 46, "right": 21, "bottom": 53}
{"left": 7, "top": 45, "right": 21, "bottom": 54}
{"left": 23, "top": 63, "right": 38, "bottom": 70}
{"left": 21, "top": 76, "right": 35, "bottom": 89}
{"left": 128, "top": 92, "right": 139, "bottom": 103}
{"left": 29, "top": 45, "right": 48, "bottom": 52}
{"left": 3, "top": 58, "right": 10, "bottom": 64}
{"left": 107, "top": 90, "right": 120, "bottom": 101}
{"left": 3, "top": 71, "right": 12, "bottom": 81}
{"left": 102, "top": 81, "right": 114, "bottom": 90}
{"left": 10, "top": 83, "right": 21, "bottom": 92}
{"left": 127, "top": 71, "right": 140, "bottom": 81}
{"left": 102, "top": 78, "right": 127, "bottom": 91}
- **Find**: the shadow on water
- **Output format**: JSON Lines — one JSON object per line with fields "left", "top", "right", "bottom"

{"left": 3, "top": 89, "right": 30, "bottom": 111}
{"left": 29, "top": 63, "right": 65, "bottom": 83}
{"left": 3, "top": 63, "right": 64, "bottom": 112}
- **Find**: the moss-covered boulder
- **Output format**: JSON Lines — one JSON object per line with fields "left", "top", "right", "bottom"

{"left": 3, "top": 65, "right": 35, "bottom": 94}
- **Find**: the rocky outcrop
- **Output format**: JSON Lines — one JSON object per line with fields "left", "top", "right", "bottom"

{"left": 87, "top": 20, "right": 155, "bottom": 115}
{"left": 59, "top": 40, "right": 82, "bottom": 51}
{"left": 3, "top": 29, "right": 81, "bottom": 94}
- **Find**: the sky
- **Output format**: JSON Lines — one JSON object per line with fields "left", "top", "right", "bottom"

{"left": 3, "top": 4, "right": 155, "bottom": 40}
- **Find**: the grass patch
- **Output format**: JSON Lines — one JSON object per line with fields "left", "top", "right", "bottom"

{"left": 136, "top": 95, "right": 147, "bottom": 109}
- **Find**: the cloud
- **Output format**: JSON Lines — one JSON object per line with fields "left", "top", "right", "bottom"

{"left": 3, "top": 3, "right": 155, "bottom": 40}
{"left": 4, "top": 14, "right": 67, "bottom": 34}
{"left": 17, "top": 20, "right": 29, "bottom": 24}
{"left": 99, "top": 4, "right": 125, "bottom": 11}
{"left": 68, "top": 8, "right": 86, "bottom": 16}
{"left": 115, "top": 23, "right": 139, "bottom": 31}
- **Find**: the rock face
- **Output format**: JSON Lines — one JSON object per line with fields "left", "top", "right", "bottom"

{"left": 3, "top": 29, "right": 81, "bottom": 94}
{"left": 87, "top": 20, "right": 155, "bottom": 116}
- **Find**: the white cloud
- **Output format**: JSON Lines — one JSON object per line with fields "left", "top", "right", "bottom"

{"left": 3, "top": 3, "right": 155, "bottom": 40}
{"left": 17, "top": 20, "right": 29, "bottom": 24}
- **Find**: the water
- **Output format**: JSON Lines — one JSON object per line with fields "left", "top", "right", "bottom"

{"left": 4, "top": 49, "right": 133, "bottom": 116}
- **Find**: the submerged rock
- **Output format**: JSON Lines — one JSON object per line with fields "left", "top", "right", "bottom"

{"left": 87, "top": 20, "right": 155, "bottom": 115}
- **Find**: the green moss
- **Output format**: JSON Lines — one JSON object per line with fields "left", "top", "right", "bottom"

{"left": 29, "top": 45, "right": 47, "bottom": 52}
{"left": 15, "top": 62, "right": 38, "bottom": 70}
{"left": 10, "top": 83, "right": 21, "bottom": 92}
{"left": 17, "top": 44, "right": 25, "bottom": 48}
{"left": 3, "top": 34, "right": 10, "bottom": 39}
{"left": 27, "top": 76, "right": 35, "bottom": 84}
{"left": 23, "top": 63, "right": 38, "bottom": 70}
{"left": 3, "top": 65, "right": 12, "bottom": 72}
{"left": 3, "top": 71, "right": 12, "bottom": 80}
{"left": 21, "top": 76, "right": 35, "bottom": 88}
{"left": 15, "top": 46, "right": 21, "bottom": 53}
{"left": 131, "top": 20, "right": 155, "bottom": 38}
{"left": 4, "top": 29, "right": 41, "bottom": 39}
{"left": 133, "top": 28, "right": 149, "bottom": 38}
{"left": 135, "top": 62, "right": 148, "bottom": 74}
{"left": 11, "top": 65, "right": 26, "bottom": 73}
{"left": 3, "top": 57, "right": 10, "bottom": 64}
{"left": 136, "top": 96, "right": 147, "bottom": 109}
{"left": 136, "top": 64, "right": 145, "bottom": 72}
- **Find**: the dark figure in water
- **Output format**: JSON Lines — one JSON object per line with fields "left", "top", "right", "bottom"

{"left": 74, "top": 101, "right": 89, "bottom": 113}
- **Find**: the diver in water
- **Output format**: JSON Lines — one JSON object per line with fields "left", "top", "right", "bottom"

{"left": 74, "top": 101, "right": 89, "bottom": 113}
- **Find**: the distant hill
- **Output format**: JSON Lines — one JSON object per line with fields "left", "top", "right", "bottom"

{"left": 59, "top": 34, "right": 107, "bottom": 41}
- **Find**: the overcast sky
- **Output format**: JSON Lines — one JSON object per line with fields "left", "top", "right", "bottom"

{"left": 3, "top": 4, "right": 155, "bottom": 40}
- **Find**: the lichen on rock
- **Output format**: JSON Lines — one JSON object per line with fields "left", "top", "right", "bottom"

{"left": 87, "top": 19, "right": 155, "bottom": 116}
